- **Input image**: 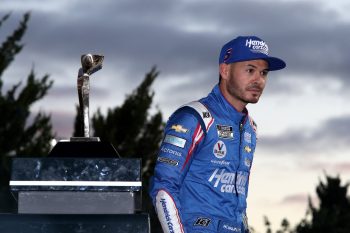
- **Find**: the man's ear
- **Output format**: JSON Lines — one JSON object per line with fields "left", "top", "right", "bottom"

{"left": 219, "top": 63, "right": 229, "bottom": 80}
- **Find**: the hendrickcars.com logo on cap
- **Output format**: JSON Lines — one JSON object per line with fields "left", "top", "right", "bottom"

{"left": 245, "top": 38, "right": 268, "bottom": 55}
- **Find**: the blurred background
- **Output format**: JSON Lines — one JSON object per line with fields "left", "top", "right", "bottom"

{"left": 1, "top": 0, "right": 349, "bottom": 232}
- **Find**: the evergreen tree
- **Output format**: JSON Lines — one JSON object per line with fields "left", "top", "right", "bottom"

{"left": 276, "top": 219, "right": 292, "bottom": 233}
{"left": 264, "top": 174, "right": 350, "bottom": 233}
{"left": 0, "top": 12, "right": 54, "bottom": 187}
{"left": 295, "top": 175, "right": 350, "bottom": 233}
{"left": 264, "top": 216, "right": 273, "bottom": 233}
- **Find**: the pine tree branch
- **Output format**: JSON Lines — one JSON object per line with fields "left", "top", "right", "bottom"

{"left": 0, "top": 12, "right": 11, "bottom": 28}
{"left": 0, "top": 12, "right": 30, "bottom": 78}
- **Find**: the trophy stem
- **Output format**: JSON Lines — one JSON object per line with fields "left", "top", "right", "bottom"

{"left": 77, "top": 74, "right": 90, "bottom": 138}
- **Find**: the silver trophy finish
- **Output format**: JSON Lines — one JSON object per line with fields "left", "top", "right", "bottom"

{"left": 76, "top": 54, "right": 104, "bottom": 139}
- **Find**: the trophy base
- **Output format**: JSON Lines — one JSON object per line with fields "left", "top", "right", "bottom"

{"left": 70, "top": 137, "right": 100, "bottom": 142}
{"left": 48, "top": 140, "right": 120, "bottom": 158}
{"left": 0, "top": 213, "right": 150, "bottom": 233}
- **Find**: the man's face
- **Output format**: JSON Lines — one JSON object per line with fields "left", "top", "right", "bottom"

{"left": 221, "top": 59, "right": 269, "bottom": 107}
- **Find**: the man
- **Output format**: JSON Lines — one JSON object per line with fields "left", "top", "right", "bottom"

{"left": 149, "top": 36, "right": 286, "bottom": 233}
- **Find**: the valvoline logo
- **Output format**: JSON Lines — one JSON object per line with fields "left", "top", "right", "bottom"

{"left": 213, "top": 140, "right": 226, "bottom": 159}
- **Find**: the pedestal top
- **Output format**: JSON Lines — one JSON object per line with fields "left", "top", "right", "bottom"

{"left": 10, "top": 158, "right": 141, "bottom": 192}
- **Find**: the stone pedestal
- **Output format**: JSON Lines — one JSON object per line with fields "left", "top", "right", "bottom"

{"left": 6, "top": 157, "right": 150, "bottom": 232}
{"left": 0, "top": 213, "right": 150, "bottom": 233}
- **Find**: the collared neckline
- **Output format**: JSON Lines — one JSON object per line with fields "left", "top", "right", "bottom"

{"left": 210, "top": 84, "right": 248, "bottom": 124}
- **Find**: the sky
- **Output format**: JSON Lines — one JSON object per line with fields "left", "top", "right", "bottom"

{"left": 1, "top": 0, "right": 350, "bottom": 231}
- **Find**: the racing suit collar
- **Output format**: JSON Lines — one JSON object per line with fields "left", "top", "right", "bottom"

{"left": 211, "top": 84, "right": 248, "bottom": 124}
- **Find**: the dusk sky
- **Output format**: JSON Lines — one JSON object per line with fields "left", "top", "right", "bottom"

{"left": 1, "top": 0, "right": 350, "bottom": 231}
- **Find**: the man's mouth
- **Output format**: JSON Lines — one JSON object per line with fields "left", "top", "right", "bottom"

{"left": 247, "top": 87, "right": 262, "bottom": 93}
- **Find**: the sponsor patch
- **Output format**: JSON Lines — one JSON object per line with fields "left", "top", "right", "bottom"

{"left": 194, "top": 217, "right": 211, "bottom": 227}
{"left": 244, "top": 158, "right": 251, "bottom": 167}
{"left": 171, "top": 124, "right": 188, "bottom": 133}
{"left": 159, "top": 198, "right": 174, "bottom": 232}
{"left": 211, "top": 160, "right": 230, "bottom": 166}
{"left": 208, "top": 169, "right": 248, "bottom": 195}
{"left": 157, "top": 157, "right": 179, "bottom": 166}
{"left": 202, "top": 111, "right": 211, "bottom": 118}
{"left": 222, "top": 224, "right": 241, "bottom": 232}
{"left": 244, "top": 145, "right": 252, "bottom": 153}
{"left": 213, "top": 140, "right": 227, "bottom": 159}
{"left": 160, "top": 146, "right": 182, "bottom": 157}
{"left": 163, "top": 134, "right": 186, "bottom": 148}
{"left": 244, "top": 132, "right": 251, "bottom": 143}
{"left": 216, "top": 124, "right": 233, "bottom": 139}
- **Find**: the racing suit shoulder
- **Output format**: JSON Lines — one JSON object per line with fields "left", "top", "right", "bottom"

{"left": 178, "top": 101, "right": 214, "bottom": 134}
{"left": 150, "top": 108, "right": 203, "bottom": 192}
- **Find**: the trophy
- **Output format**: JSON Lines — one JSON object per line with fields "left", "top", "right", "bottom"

{"left": 48, "top": 54, "right": 118, "bottom": 157}
{"left": 73, "top": 54, "right": 104, "bottom": 141}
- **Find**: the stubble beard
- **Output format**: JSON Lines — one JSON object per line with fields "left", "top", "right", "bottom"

{"left": 226, "top": 80, "right": 262, "bottom": 105}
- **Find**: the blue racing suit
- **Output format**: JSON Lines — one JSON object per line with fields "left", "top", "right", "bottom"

{"left": 149, "top": 84, "right": 257, "bottom": 233}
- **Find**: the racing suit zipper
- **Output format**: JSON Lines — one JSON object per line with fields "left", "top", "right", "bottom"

{"left": 232, "top": 119, "right": 245, "bottom": 228}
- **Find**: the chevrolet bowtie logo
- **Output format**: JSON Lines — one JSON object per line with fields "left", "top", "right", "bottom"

{"left": 171, "top": 124, "right": 188, "bottom": 133}
{"left": 244, "top": 146, "right": 252, "bottom": 153}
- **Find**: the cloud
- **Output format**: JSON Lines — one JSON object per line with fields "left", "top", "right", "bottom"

{"left": 301, "top": 161, "right": 350, "bottom": 175}
{"left": 281, "top": 193, "right": 309, "bottom": 205}
{"left": 2, "top": 0, "right": 350, "bottom": 143}
{"left": 48, "top": 85, "right": 109, "bottom": 99}
{"left": 258, "top": 114, "right": 350, "bottom": 155}
{"left": 3, "top": 0, "right": 349, "bottom": 92}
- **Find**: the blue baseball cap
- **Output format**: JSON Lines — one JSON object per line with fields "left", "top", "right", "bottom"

{"left": 219, "top": 36, "right": 286, "bottom": 71}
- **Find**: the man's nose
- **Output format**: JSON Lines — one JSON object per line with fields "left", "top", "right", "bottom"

{"left": 253, "top": 72, "right": 264, "bottom": 84}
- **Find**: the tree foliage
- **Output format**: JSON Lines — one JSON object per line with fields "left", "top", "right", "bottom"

{"left": 264, "top": 174, "right": 350, "bottom": 233}
{"left": 295, "top": 175, "right": 350, "bottom": 233}
{"left": 0, "top": 12, "right": 54, "bottom": 186}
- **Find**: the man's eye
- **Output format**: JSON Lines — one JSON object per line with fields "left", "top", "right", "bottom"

{"left": 246, "top": 69, "right": 254, "bottom": 73}
{"left": 261, "top": 71, "right": 269, "bottom": 76}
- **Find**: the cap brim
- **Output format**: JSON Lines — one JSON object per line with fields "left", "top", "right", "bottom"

{"left": 223, "top": 55, "right": 286, "bottom": 71}
{"left": 264, "top": 57, "right": 286, "bottom": 71}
